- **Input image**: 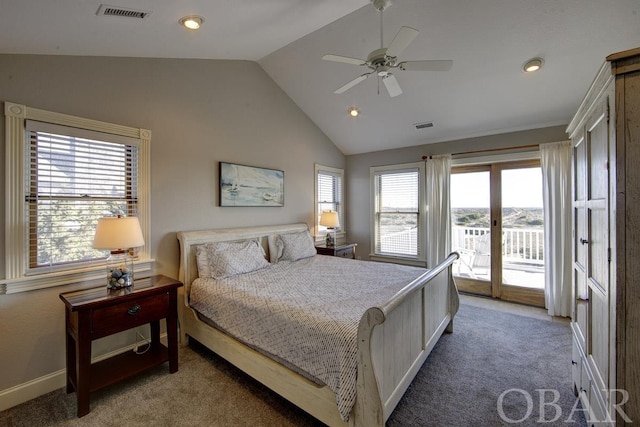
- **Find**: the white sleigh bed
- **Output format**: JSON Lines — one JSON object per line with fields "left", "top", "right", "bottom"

{"left": 177, "top": 223, "right": 459, "bottom": 427}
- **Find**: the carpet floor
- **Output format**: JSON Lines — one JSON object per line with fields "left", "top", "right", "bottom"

{"left": 0, "top": 301, "right": 586, "bottom": 426}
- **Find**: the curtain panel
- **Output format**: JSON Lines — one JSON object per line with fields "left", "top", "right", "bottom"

{"left": 540, "top": 141, "right": 572, "bottom": 317}
{"left": 425, "top": 155, "right": 451, "bottom": 269}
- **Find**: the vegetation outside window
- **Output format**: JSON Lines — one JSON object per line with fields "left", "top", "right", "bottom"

{"left": 26, "top": 121, "right": 140, "bottom": 272}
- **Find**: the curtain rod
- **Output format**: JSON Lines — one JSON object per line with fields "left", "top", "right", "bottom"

{"left": 421, "top": 143, "right": 539, "bottom": 160}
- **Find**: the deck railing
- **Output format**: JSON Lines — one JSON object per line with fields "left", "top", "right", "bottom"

{"left": 452, "top": 226, "right": 544, "bottom": 266}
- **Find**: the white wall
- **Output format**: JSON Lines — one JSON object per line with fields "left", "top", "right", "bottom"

{"left": 0, "top": 54, "right": 344, "bottom": 408}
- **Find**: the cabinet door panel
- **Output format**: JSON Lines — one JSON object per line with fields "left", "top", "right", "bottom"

{"left": 587, "top": 110, "right": 609, "bottom": 201}
{"left": 589, "top": 289, "right": 609, "bottom": 393}
{"left": 573, "top": 136, "right": 587, "bottom": 273}
{"left": 588, "top": 206, "right": 609, "bottom": 293}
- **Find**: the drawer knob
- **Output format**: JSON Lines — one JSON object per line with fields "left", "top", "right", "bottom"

{"left": 127, "top": 304, "right": 141, "bottom": 316}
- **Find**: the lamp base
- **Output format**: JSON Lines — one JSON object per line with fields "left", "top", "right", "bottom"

{"left": 325, "top": 230, "right": 335, "bottom": 247}
{"left": 106, "top": 251, "right": 134, "bottom": 289}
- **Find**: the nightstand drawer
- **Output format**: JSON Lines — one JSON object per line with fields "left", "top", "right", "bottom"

{"left": 316, "top": 243, "right": 357, "bottom": 259}
{"left": 335, "top": 247, "right": 354, "bottom": 258}
{"left": 91, "top": 293, "right": 169, "bottom": 338}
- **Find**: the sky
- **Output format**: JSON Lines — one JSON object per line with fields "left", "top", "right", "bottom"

{"left": 451, "top": 168, "right": 543, "bottom": 209}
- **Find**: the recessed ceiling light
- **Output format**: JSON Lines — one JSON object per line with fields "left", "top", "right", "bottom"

{"left": 348, "top": 107, "right": 359, "bottom": 117}
{"left": 523, "top": 57, "right": 544, "bottom": 73}
{"left": 179, "top": 15, "right": 204, "bottom": 30}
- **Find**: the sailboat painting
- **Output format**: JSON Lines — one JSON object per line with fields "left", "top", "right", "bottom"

{"left": 219, "top": 162, "right": 284, "bottom": 207}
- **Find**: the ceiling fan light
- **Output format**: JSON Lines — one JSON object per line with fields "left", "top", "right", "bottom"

{"left": 348, "top": 107, "right": 359, "bottom": 117}
{"left": 180, "top": 15, "right": 204, "bottom": 30}
{"left": 523, "top": 57, "right": 544, "bottom": 73}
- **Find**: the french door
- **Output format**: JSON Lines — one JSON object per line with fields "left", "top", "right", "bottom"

{"left": 451, "top": 160, "right": 545, "bottom": 306}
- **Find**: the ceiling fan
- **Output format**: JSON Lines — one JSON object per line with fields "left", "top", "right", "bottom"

{"left": 322, "top": 0, "right": 452, "bottom": 98}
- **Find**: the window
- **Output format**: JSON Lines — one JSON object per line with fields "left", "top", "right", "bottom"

{"left": 26, "top": 121, "right": 139, "bottom": 272}
{"left": 371, "top": 163, "right": 425, "bottom": 261}
{"left": 315, "top": 164, "right": 344, "bottom": 238}
{"left": 3, "top": 102, "right": 151, "bottom": 294}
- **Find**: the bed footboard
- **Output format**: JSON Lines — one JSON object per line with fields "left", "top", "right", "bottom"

{"left": 353, "top": 252, "right": 460, "bottom": 427}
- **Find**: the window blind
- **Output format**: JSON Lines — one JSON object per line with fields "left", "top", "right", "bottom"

{"left": 374, "top": 169, "right": 420, "bottom": 257}
{"left": 317, "top": 170, "right": 342, "bottom": 232}
{"left": 26, "top": 120, "right": 140, "bottom": 272}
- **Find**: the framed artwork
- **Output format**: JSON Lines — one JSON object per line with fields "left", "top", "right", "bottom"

{"left": 219, "top": 162, "right": 284, "bottom": 207}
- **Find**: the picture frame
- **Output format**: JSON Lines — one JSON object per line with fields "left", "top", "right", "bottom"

{"left": 219, "top": 162, "right": 284, "bottom": 207}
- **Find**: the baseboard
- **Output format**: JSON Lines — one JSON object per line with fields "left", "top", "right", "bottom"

{"left": 0, "top": 369, "right": 66, "bottom": 412}
{"left": 0, "top": 333, "right": 168, "bottom": 412}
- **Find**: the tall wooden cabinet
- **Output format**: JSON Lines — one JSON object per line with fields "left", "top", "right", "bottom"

{"left": 567, "top": 47, "right": 640, "bottom": 426}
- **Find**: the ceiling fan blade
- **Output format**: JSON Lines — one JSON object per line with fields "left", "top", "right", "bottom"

{"left": 398, "top": 60, "right": 453, "bottom": 71}
{"left": 322, "top": 54, "right": 367, "bottom": 66}
{"left": 334, "top": 73, "right": 372, "bottom": 94}
{"left": 386, "top": 26, "right": 419, "bottom": 58}
{"left": 382, "top": 74, "right": 402, "bottom": 97}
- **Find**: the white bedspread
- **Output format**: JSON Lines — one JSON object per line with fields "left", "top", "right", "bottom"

{"left": 189, "top": 255, "right": 428, "bottom": 420}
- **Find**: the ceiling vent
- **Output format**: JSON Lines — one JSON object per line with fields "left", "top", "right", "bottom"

{"left": 96, "top": 4, "right": 151, "bottom": 19}
{"left": 414, "top": 122, "right": 434, "bottom": 130}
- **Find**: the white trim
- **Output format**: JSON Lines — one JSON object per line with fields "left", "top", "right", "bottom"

{"left": 0, "top": 369, "right": 66, "bottom": 413}
{"left": 369, "top": 162, "right": 426, "bottom": 262}
{"left": 0, "top": 333, "right": 167, "bottom": 411}
{"left": 369, "top": 254, "right": 427, "bottom": 267}
{"left": 3, "top": 102, "right": 152, "bottom": 293}
{"left": 314, "top": 163, "right": 345, "bottom": 238}
{"left": 0, "top": 259, "right": 154, "bottom": 294}
{"left": 452, "top": 149, "right": 540, "bottom": 167}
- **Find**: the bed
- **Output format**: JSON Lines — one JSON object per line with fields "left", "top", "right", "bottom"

{"left": 177, "top": 223, "right": 459, "bottom": 427}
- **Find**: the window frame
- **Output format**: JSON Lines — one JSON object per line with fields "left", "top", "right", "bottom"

{"left": 314, "top": 164, "right": 345, "bottom": 242}
{"left": 370, "top": 162, "right": 427, "bottom": 266}
{"left": 2, "top": 102, "right": 152, "bottom": 294}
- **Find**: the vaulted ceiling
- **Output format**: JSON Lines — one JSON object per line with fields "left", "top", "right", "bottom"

{"left": 2, "top": 0, "right": 639, "bottom": 154}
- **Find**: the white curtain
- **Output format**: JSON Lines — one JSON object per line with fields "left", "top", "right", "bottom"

{"left": 425, "top": 155, "right": 451, "bottom": 269}
{"left": 540, "top": 141, "right": 573, "bottom": 317}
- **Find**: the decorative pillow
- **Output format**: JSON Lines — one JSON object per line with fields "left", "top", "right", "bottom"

{"left": 197, "top": 240, "right": 268, "bottom": 278}
{"left": 267, "top": 234, "right": 283, "bottom": 263}
{"left": 195, "top": 244, "right": 213, "bottom": 278}
{"left": 272, "top": 230, "right": 317, "bottom": 263}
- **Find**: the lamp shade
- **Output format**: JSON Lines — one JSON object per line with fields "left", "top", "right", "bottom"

{"left": 92, "top": 216, "right": 145, "bottom": 250}
{"left": 319, "top": 210, "right": 340, "bottom": 228}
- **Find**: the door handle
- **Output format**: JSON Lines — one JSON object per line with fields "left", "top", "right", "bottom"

{"left": 579, "top": 238, "right": 589, "bottom": 245}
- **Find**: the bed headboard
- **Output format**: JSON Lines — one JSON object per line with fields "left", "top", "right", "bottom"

{"left": 176, "top": 222, "right": 309, "bottom": 299}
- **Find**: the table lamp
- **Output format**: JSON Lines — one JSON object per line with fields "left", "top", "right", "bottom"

{"left": 319, "top": 210, "right": 340, "bottom": 247}
{"left": 92, "top": 215, "right": 145, "bottom": 289}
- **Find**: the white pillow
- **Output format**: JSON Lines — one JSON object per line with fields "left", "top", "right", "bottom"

{"left": 197, "top": 240, "right": 268, "bottom": 278}
{"left": 271, "top": 230, "right": 317, "bottom": 263}
{"left": 210, "top": 243, "right": 269, "bottom": 279}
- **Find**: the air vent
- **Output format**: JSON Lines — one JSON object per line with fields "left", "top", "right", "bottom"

{"left": 414, "top": 122, "right": 434, "bottom": 130}
{"left": 96, "top": 4, "right": 151, "bottom": 19}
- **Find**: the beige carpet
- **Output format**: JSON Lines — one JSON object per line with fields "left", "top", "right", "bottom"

{"left": 0, "top": 299, "right": 585, "bottom": 427}
{"left": 0, "top": 341, "right": 323, "bottom": 427}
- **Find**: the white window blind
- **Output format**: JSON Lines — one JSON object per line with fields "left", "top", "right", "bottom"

{"left": 315, "top": 165, "right": 344, "bottom": 235}
{"left": 25, "top": 120, "right": 140, "bottom": 272}
{"left": 373, "top": 169, "right": 420, "bottom": 257}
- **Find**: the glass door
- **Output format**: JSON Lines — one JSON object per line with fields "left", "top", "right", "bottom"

{"left": 498, "top": 163, "right": 545, "bottom": 306}
{"left": 451, "top": 160, "right": 545, "bottom": 306}
{"left": 450, "top": 166, "right": 492, "bottom": 297}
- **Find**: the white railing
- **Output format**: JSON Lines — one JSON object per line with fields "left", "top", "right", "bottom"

{"left": 452, "top": 226, "right": 544, "bottom": 266}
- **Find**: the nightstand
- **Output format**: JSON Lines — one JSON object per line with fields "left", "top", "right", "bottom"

{"left": 316, "top": 242, "right": 357, "bottom": 259}
{"left": 59, "top": 275, "right": 183, "bottom": 417}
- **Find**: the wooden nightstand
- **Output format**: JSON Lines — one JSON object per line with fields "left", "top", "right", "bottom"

{"left": 316, "top": 242, "right": 357, "bottom": 259}
{"left": 59, "top": 275, "right": 183, "bottom": 417}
